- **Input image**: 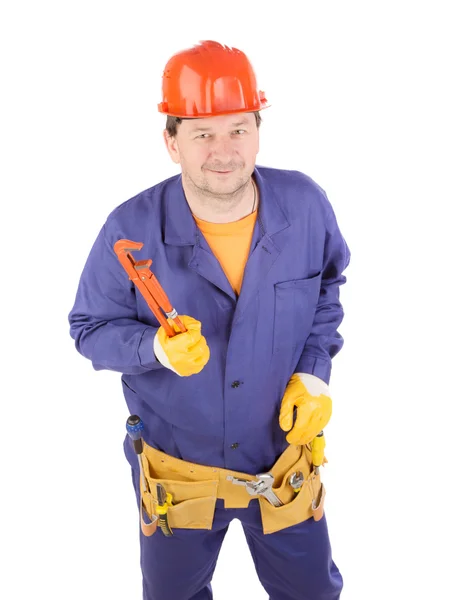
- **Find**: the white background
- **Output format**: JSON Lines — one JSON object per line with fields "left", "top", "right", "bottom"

{"left": 1, "top": 1, "right": 456, "bottom": 598}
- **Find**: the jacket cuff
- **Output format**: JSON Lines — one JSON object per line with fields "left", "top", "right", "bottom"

{"left": 294, "top": 355, "right": 332, "bottom": 385}
{"left": 137, "top": 326, "right": 161, "bottom": 369}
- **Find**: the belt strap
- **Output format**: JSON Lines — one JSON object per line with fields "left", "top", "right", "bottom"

{"left": 141, "top": 443, "right": 303, "bottom": 509}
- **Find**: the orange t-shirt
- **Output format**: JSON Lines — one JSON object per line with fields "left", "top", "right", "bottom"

{"left": 193, "top": 209, "right": 258, "bottom": 295}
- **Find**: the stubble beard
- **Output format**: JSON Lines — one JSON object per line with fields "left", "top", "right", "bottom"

{"left": 183, "top": 168, "right": 252, "bottom": 210}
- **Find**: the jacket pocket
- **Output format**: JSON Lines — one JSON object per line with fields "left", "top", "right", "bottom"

{"left": 273, "top": 272, "right": 322, "bottom": 353}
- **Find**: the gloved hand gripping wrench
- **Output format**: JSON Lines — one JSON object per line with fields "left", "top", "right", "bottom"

{"left": 227, "top": 472, "right": 283, "bottom": 507}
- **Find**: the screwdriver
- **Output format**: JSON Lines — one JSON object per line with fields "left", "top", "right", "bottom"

{"left": 312, "top": 431, "right": 326, "bottom": 475}
{"left": 126, "top": 415, "right": 148, "bottom": 494}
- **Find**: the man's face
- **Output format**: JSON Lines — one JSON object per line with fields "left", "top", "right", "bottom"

{"left": 164, "top": 112, "right": 260, "bottom": 198}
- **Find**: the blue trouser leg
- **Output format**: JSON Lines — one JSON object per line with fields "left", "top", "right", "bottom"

{"left": 240, "top": 501, "right": 343, "bottom": 600}
{"left": 140, "top": 526, "right": 226, "bottom": 600}
{"left": 130, "top": 467, "right": 229, "bottom": 600}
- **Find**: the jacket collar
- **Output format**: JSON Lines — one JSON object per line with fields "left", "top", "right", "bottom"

{"left": 164, "top": 167, "right": 290, "bottom": 246}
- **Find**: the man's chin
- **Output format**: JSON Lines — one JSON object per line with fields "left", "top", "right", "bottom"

{"left": 185, "top": 171, "right": 249, "bottom": 197}
{"left": 204, "top": 174, "right": 249, "bottom": 195}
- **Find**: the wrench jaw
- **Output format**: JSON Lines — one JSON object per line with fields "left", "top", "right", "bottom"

{"left": 226, "top": 473, "right": 283, "bottom": 507}
{"left": 252, "top": 473, "right": 283, "bottom": 507}
{"left": 226, "top": 475, "right": 260, "bottom": 496}
{"left": 255, "top": 473, "right": 275, "bottom": 484}
{"left": 289, "top": 470, "right": 305, "bottom": 492}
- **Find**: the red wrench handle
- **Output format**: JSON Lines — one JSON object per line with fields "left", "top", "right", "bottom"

{"left": 113, "top": 239, "right": 186, "bottom": 337}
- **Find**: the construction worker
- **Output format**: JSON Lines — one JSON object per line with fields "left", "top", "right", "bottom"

{"left": 68, "top": 40, "right": 350, "bottom": 600}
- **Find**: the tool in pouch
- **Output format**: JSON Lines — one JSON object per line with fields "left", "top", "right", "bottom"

{"left": 289, "top": 471, "right": 304, "bottom": 493}
{"left": 288, "top": 467, "right": 324, "bottom": 514}
{"left": 227, "top": 472, "right": 283, "bottom": 507}
{"left": 286, "top": 433, "right": 326, "bottom": 509}
{"left": 126, "top": 415, "right": 158, "bottom": 536}
{"left": 309, "top": 431, "right": 326, "bottom": 512}
{"left": 312, "top": 430, "right": 326, "bottom": 475}
{"left": 114, "top": 239, "right": 186, "bottom": 337}
{"left": 156, "top": 483, "right": 174, "bottom": 537}
{"left": 226, "top": 430, "right": 327, "bottom": 507}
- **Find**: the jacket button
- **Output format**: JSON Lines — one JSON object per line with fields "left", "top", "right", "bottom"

{"left": 230, "top": 443, "right": 239, "bottom": 449}
{"left": 231, "top": 381, "right": 240, "bottom": 388}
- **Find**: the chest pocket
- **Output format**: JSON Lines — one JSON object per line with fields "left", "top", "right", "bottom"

{"left": 273, "top": 272, "right": 322, "bottom": 353}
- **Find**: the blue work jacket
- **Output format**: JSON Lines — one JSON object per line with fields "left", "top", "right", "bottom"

{"left": 68, "top": 166, "right": 350, "bottom": 474}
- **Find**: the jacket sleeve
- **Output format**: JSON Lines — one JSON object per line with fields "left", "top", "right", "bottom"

{"left": 294, "top": 200, "right": 351, "bottom": 384}
{"left": 68, "top": 223, "right": 162, "bottom": 374}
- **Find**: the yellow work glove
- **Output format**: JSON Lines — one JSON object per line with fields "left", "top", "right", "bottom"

{"left": 153, "top": 315, "right": 210, "bottom": 376}
{"left": 279, "top": 373, "right": 332, "bottom": 445}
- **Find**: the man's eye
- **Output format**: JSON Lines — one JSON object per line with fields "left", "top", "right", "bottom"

{"left": 196, "top": 133, "right": 210, "bottom": 139}
{"left": 233, "top": 129, "right": 246, "bottom": 135}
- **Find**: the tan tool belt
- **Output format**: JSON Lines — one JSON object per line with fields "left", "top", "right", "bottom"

{"left": 138, "top": 442, "right": 325, "bottom": 536}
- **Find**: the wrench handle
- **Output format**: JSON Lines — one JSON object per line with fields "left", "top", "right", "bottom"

{"left": 114, "top": 239, "right": 186, "bottom": 337}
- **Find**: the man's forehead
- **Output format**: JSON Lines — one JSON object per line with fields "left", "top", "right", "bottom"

{"left": 183, "top": 114, "right": 253, "bottom": 131}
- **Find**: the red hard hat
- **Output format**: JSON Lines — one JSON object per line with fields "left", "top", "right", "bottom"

{"left": 157, "top": 40, "right": 270, "bottom": 118}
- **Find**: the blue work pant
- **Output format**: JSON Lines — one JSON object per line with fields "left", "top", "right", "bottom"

{"left": 130, "top": 467, "right": 343, "bottom": 600}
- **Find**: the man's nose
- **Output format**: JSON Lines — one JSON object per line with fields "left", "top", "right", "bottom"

{"left": 208, "top": 136, "right": 236, "bottom": 158}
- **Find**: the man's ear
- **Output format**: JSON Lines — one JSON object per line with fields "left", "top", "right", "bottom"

{"left": 163, "top": 130, "right": 180, "bottom": 164}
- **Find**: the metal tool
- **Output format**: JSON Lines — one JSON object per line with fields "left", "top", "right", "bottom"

{"left": 126, "top": 415, "right": 148, "bottom": 494}
{"left": 289, "top": 471, "right": 304, "bottom": 493}
{"left": 126, "top": 415, "right": 158, "bottom": 534}
{"left": 156, "top": 483, "right": 173, "bottom": 537}
{"left": 114, "top": 239, "right": 186, "bottom": 337}
{"left": 312, "top": 431, "right": 325, "bottom": 475}
{"left": 227, "top": 472, "right": 283, "bottom": 507}
{"left": 312, "top": 483, "right": 324, "bottom": 511}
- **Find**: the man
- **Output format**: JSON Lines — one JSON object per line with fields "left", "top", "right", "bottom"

{"left": 69, "top": 40, "right": 350, "bottom": 600}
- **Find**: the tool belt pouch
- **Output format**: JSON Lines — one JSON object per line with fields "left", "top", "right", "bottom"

{"left": 137, "top": 442, "right": 325, "bottom": 536}
{"left": 258, "top": 443, "right": 326, "bottom": 535}
{"left": 139, "top": 445, "right": 218, "bottom": 533}
{"left": 140, "top": 490, "right": 158, "bottom": 537}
